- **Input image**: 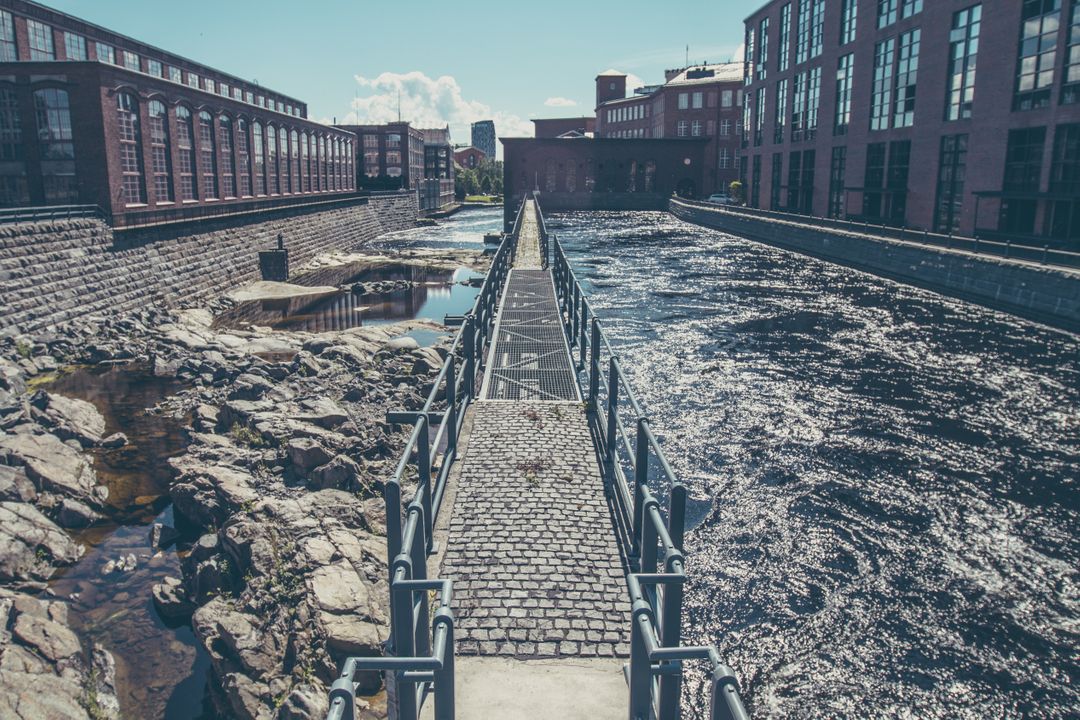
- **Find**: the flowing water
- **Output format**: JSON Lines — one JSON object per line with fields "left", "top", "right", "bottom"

{"left": 550, "top": 211, "right": 1080, "bottom": 719}
{"left": 45, "top": 364, "right": 213, "bottom": 719}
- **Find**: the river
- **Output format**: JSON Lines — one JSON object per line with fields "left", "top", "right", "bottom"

{"left": 549, "top": 210, "right": 1079, "bottom": 719}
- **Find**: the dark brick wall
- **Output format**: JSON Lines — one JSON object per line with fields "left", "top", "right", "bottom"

{"left": 0, "top": 194, "right": 418, "bottom": 335}
{"left": 671, "top": 199, "right": 1080, "bottom": 333}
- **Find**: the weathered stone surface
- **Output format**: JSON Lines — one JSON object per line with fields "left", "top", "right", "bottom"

{"left": 0, "top": 432, "right": 99, "bottom": 503}
{"left": 44, "top": 392, "right": 106, "bottom": 444}
{"left": 55, "top": 498, "right": 99, "bottom": 528}
{"left": 151, "top": 576, "right": 194, "bottom": 621}
{"left": 0, "top": 466, "right": 36, "bottom": 503}
{"left": 308, "top": 455, "right": 362, "bottom": 491}
{"left": 11, "top": 613, "right": 82, "bottom": 663}
{"left": 0, "top": 502, "right": 81, "bottom": 581}
{"left": 287, "top": 438, "right": 333, "bottom": 472}
{"left": 0, "top": 669, "right": 89, "bottom": 719}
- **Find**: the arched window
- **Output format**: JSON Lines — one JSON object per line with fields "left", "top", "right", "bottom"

{"left": 290, "top": 129, "right": 299, "bottom": 193}
{"left": 198, "top": 111, "right": 217, "bottom": 199}
{"left": 147, "top": 100, "right": 173, "bottom": 203}
{"left": 236, "top": 118, "right": 251, "bottom": 197}
{"left": 300, "top": 131, "right": 309, "bottom": 192}
{"left": 252, "top": 121, "right": 265, "bottom": 195}
{"left": 311, "top": 134, "right": 320, "bottom": 191}
{"left": 0, "top": 85, "right": 28, "bottom": 205}
{"left": 333, "top": 137, "right": 341, "bottom": 190}
{"left": 219, "top": 115, "right": 235, "bottom": 198}
{"left": 345, "top": 139, "right": 353, "bottom": 189}
{"left": 278, "top": 126, "right": 291, "bottom": 193}
{"left": 319, "top": 136, "right": 328, "bottom": 189}
{"left": 175, "top": 106, "right": 196, "bottom": 200}
{"left": 116, "top": 93, "right": 145, "bottom": 205}
{"left": 33, "top": 88, "right": 77, "bottom": 202}
{"left": 266, "top": 125, "right": 278, "bottom": 193}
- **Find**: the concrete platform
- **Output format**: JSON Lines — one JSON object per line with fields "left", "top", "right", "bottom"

{"left": 427, "top": 657, "right": 627, "bottom": 720}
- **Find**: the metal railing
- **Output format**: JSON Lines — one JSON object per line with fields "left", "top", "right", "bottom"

{"left": 326, "top": 196, "right": 524, "bottom": 720}
{"left": 549, "top": 215, "right": 749, "bottom": 720}
{"left": 0, "top": 204, "right": 107, "bottom": 224}
{"left": 673, "top": 198, "right": 1080, "bottom": 270}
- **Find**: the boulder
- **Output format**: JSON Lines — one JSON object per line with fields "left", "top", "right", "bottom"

{"left": 152, "top": 576, "right": 194, "bottom": 621}
{"left": 100, "top": 432, "right": 128, "bottom": 449}
{"left": 11, "top": 612, "right": 82, "bottom": 663}
{"left": 0, "top": 502, "right": 81, "bottom": 581}
{"left": 148, "top": 522, "right": 180, "bottom": 550}
{"left": 0, "top": 466, "right": 36, "bottom": 503}
{"left": 44, "top": 392, "right": 106, "bottom": 445}
{"left": 296, "top": 397, "right": 349, "bottom": 429}
{"left": 308, "top": 455, "right": 362, "bottom": 491}
{"left": 55, "top": 498, "right": 99, "bottom": 529}
{"left": 287, "top": 438, "right": 333, "bottom": 473}
{"left": 0, "top": 432, "right": 99, "bottom": 503}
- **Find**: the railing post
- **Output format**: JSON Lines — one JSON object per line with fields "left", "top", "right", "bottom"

{"left": 434, "top": 609, "right": 456, "bottom": 720}
{"left": 606, "top": 358, "right": 619, "bottom": 462}
{"left": 572, "top": 283, "right": 581, "bottom": 347}
{"left": 418, "top": 420, "right": 434, "bottom": 555}
{"left": 579, "top": 302, "right": 588, "bottom": 370}
{"left": 1006, "top": 240, "right": 1012, "bottom": 258}
{"left": 1042, "top": 245, "right": 1048, "bottom": 265}
{"left": 385, "top": 481, "right": 403, "bottom": 591}
{"left": 463, "top": 315, "right": 476, "bottom": 400}
{"left": 390, "top": 559, "right": 416, "bottom": 720}
{"left": 658, "top": 574, "right": 684, "bottom": 719}
{"left": 588, "top": 320, "right": 601, "bottom": 413}
{"left": 633, "top": 419, "right": 649, "bottom": 561}
{"left": 669, "top": 483, "right": 686, "bottom": 552}
{"left": 628, "top": 600, "right": 653, "bottom": 720}
{"left": 445, "top": 357, "right": 458, "bottom": 452}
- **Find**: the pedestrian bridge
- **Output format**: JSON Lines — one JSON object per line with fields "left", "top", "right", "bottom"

{"left": 326, "top": 196, "right": 749, "bottom": 720}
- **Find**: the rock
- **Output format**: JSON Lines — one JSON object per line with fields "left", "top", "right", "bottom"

{"left": 0, "top": 502, "right": 81, "bottom": 581}
{"left": 56, "top": 498, "right": 98, "bottom": 529}
{"left": 190, "top": 533, "right": 222, "bottom": 563}
{"left": 228, "top": 373, "right": 274, "bottom": 401}
{"left": 308, "top": 455, "right": 362, "bottom": 491}
{"left": 0, "top": 465, "right": 37, "bottom": 503}
{"left": 384, "top": 335, "right": 419, "bottom": 351}
{"left": 287, "top": 438, "right": 333, "bottom": 473}
{"left": 152, "top": 576, "right": 194, "bottom": 621}
{"left": 100, "top": 432, "right": 128, "bottom": 449}
{"left": 0, "top": 432, "right": 99, "bottom": 503}
{"left": 0, "top": 668, "right": 89, "bottom": 719}
{"left": 296, "top": 397, "right": 349, "bottom": 429}
{"left": 153, "top": 355, "right": 182, "bottom": 377}
{"left": 277, "top": 683, "right": 329, "bottom": 720}
{"left": 44, "top": 392, "right": 106, "bottom": 445}
{"left": 149, "top": 522, "right": 180, "bottom": 550}
{"left": 194, "top": 598, "right": 281, "bottom": 681}
{"left": 89, "top": 644, "right": 122, "bottom": 719}
{"left": 12, "top": 612, "right": 82, "bottom": 663}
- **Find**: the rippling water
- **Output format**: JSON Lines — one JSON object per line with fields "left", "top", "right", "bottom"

{"left": 550, "top": 211, "right": 1080, "bottom": 719}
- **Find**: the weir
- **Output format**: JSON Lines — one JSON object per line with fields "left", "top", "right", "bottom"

{"left": 327, "top": 196, "right": 749, "bottom": 720}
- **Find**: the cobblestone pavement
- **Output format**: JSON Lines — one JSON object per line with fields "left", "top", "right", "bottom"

{"left": 441, "top": 401, "right": 630, "bottom": 658}
{"left": 514, "top": 199, "right": 543, "bottom": 269}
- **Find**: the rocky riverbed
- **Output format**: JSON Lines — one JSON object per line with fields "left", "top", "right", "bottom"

{"left": 0, "top": 243, "right": 490, "bottom": 719}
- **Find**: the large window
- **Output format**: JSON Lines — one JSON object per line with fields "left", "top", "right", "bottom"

{"left": 778, "top": 4, "right": 791, "bottom": 72}
{"left": 771, "top": 153, "right": 783, "bottom": 209}
{"left": 27, "top": 20, "right": 54, "bottom": 61}
{"left": 252, "top": 121, "right": 265, "bottom": 195}
{"left": 148, "top": 100, "right": 173, "bottom": 203}
{"left": 64, "top": 32, "right": 86, "bottom": 61}
{"left": 175, "top": 106, "right": 197, "bottom": 201}
{"left": 863, "top": 140, "right": 910, "bottom": 223}
{"left": 123, "top": 51, "right": 139, "bottom": 72}
{"left": 787, "top": 149, "right": 815, "bottom": 214}
{"left": 147, "top": 60, "right": 163, "bottom": 78}
{"left": 1000, "top": 127, "right": 1047, "bottom": 234}
{"left": 0, "top": 85, "right": 27, "bottom": 205}
{"left": 1014, "top": 0, "right": 1062, "bottom": 110}
{"left": 0, "top": 11, "right": 16, "bottom": 62}
{"left": 363, "top": 134, "right": 379, "bottom": 179}
{"left": 315, "top": 134, "right": 325, "bottom": 188}
{"left": 934, "top": 134, "right": 968, "bottom": 233}
{"left": 870, "top": 38, "right": 896, "bottom": 131}
{"left": 116, "top": 93, "right": 145, "bottom": 205}
{"left": 878, "top": 0, "right": 898, "bottom": 29}
{"left": 198, "top": 112, "right": 218, "bottom": 199}
{"left": 893, "top": 29, "right": 921, "bottom": 128}
{"left": 751, "top": 155, "right": 761, "bottom": 207}
{"left": 745, "top": 27, "right": 755, "bottom": 86}
{"left": 754, "top": 86, "right": 766, "bottom": 146}
{"left": 796, "top": 0, "right": 811, "bottom": 64}
{"left": 840, "top": 0, "right": 858, "bottom": 45}
{"left": 757, "top": 17, "right": 769, "bottom": 81}
{"left": 946, "top": 5, "right": 982, "bottom": 120}
{"left": 1062, "top": 0, "right": 1080, "bottom": 103}
{"left": 300, "top": 131, "right": 309, "bottom": 191}
{"left": 792, "top": 71, "right": 807, "bottom": 141}
{"left": 835, "top": 54, "right": 854, "bottom": 135}
{"left": 677, "top": 119, "right": 688, "bottom": 137}
{"left": 237, "top": 118, "right": 251, "bottom": 197}
{"left": 774, "top": 79, "right": 788, "bottom": 143}
{"left": 901, "top": 0, "right": 923, "bottom": 19}
{"left": 33, "top": 88, "right": 77, "bottom": 202}
{"left": 809, "top": 0, "right": 825, "bottom": 59}
{"left": 266, "top": 125, "right": 278, "bottom": 193}
{"left": 829, "top": 146, "right": 847, "bottom": 218}
{"left": 1047, "top": 123, "right": 1080, "bottom": 238}
{"left": 806, "top": 66, "right": 822, "bottom": 139}
{"left": 291, "top": 130, "right": 300, "bottom": 193}
{"left": 863, "top": 142, "right": 888, "bottom": 219}
{"left": 278, "top": 128, "right": 289, "bottom": 192}
{"left": 219, "top": 115, "right": 235, "bottom": 198}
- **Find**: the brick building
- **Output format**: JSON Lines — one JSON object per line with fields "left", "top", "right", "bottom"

{"left": 471, "top": 120, "right": 496, "bottom": 159}
{"left": 0, "top": 0, "right": 358, "bottom": 225}
{"left": 338, "top": 122, "right": 424, "bottom": 192}
{"left": 419, "top": 126, "right": 454, "bottom": 210}
{"left": 453, "top": 146, "right": 486, "bottom": 169}
{"left": 501, "top": 136, "right": 707, "bottom": 226}
{"left": 594, "top": 64, "right": 744, "bottom": 196}
{"left": 532, "top": 116, "right": 596, "bottom": 139}
{"left": 742, "top": 0, "right": 1080, "bottom": 247}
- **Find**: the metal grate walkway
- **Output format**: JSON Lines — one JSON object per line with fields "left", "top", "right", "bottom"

{"left": 481, "top": 269, "right": 580, "bottom": 401}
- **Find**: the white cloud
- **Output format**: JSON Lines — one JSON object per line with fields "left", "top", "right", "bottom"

{"left": 341, "top": 71, "right": 533, "bottom": 158}
{"left": 625, "top": 73, "right": 646, "bottom": 93}
{"left": 544, "top": 96, "right": 577, "bottom": 108}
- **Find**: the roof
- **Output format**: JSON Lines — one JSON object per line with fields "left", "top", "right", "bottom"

{"left": 664, "top": 63, "right": 744, "bottom": 86}
{"left": 596, "top": 68, "right": 628, "bottom": 78}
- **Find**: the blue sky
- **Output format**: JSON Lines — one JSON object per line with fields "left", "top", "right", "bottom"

{"left": 43, "top": 0, "right": 748, "bottom": 154}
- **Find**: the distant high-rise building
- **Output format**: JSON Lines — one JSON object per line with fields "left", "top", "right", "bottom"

{"left": 471, "top": 120, "right": 496, "bottom": 160}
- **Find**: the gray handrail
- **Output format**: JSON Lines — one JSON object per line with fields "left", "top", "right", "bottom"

{"left": 325, "top": 195, "right": 527, "bottom": 720}
{"left": 548, "top": 220, "right": 750, "bottom": 720}
{"left": 673, "top": 197, "right": 1080, "bottom": 270}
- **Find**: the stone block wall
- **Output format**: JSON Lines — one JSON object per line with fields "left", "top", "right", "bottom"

{"left": 0, "top": 194, "right": 418, "bottom": 335}
{"left": 671, "top": 199, "right": 1080, "bottom": 333}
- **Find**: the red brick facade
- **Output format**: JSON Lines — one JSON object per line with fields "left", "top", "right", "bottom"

{"left": 742, "top": 0, "right": 1080, "bottom": 246}
{"left": 454, "top": 147, "right": 487, "bottom": 169}
{"left": 531, "top": 117, "right": 595, "bottom": 139}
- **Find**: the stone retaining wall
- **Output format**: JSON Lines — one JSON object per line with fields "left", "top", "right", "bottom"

{"left": 671, "top": 199, "right": 1080, "bottom": 333}
{"left": 0, "top": 194, "right": 418, "bottom": 335}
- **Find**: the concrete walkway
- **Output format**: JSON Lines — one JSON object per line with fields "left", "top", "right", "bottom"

{"left": 434, "top": 200, "right": 629, "bottom": 719}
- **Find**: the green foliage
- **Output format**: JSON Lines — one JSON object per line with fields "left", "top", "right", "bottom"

{"left": 81, "top": 667, "right": 108, "bottom": 720}
{"left": 229, "top": 423, "right": 265, "bottom": 448}
{"left": 14, "top": 341, "right": 31, "bottom": 359}
{"left": 456, "top": 159, "right": 503, "bottom": 200}
{"left": 729, "top": 181, "right": 744, "bottom": 203}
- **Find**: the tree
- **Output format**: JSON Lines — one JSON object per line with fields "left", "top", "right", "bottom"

{"left": 729, "top": 181, "right": 744, "bottom": 204}
{"left": 480, "top": 175, "right": 492, "bottom": 194}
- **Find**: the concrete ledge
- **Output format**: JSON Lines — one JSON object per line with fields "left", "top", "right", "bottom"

{"left": 670, "top": 199, "right": 1080, "bottom": 334}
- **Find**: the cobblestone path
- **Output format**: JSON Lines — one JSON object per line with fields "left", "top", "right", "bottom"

{"left": 439, "top": 199, "right": 630, "bottom": 658}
